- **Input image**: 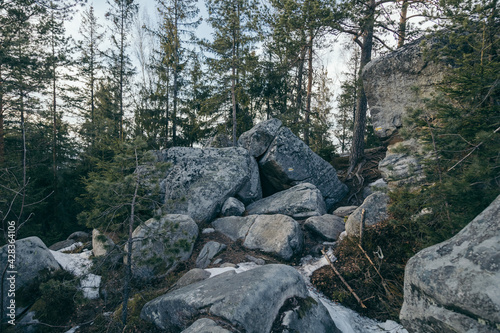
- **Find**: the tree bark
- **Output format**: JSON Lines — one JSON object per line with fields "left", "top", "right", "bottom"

{"left": 305, "top": 31, "right": 314, "bottom": 146}
{"left": 349, "top": 0, "right": 375, "bottom": 174}
{"left": 397, "top": 0, "right": 409, "bottom": 48}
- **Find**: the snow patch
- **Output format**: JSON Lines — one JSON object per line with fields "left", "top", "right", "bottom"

{"left": 50, "top": 249, "right": 101, "bottom": 299}
{"left": 205, "top": 262, "right": 259, "bottom": 278}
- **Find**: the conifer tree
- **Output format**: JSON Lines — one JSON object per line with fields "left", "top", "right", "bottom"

{"left": 156, "top": 0, "right": 200, "bottom": 146}
{"left": 106, "top": 0, "right": 138, "bottom": 141}
{"left": 202, "top": 0, "right": 260, "bottom": 145}
{"left": 77, "top": 4, "right": 105, "bottom": 152}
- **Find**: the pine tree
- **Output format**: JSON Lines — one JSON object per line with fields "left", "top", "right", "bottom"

{"left": 76, "top": 4, "right": 105, "bottom": 152}
{"left": 156, "top": 0, "right": 200, "bottom": 146}
{"left": 105, "top": 0, "right": 138, "bottom": 141}
{"left": 202, "top": 0, "right": 260, "bottom": 145}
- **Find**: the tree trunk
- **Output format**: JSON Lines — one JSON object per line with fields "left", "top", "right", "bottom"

{"left": 397, "top": 0, "right": 409, "bottom": 48}
{"left": 231, "top": 7, "right": 237, "bottom": 147}
{"left": 119, "top": 2, "right": 125, "bottom": 141}
{"left": 296, "top": 46, "right": 306, "bottom": 124}
{"left": 122, "top": 148, "right": 139, "bottom": 327}
{"left": 172, "top": 1, "right": 179, "bottom": 146}
{"left": 305, "top": 31, "right": 313, "bottom": 146}
{"left": 349, "top": 0, "right": 375, "bottom": 174}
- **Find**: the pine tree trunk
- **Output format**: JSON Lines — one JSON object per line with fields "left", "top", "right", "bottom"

{"left": 349, "top": 0, "right": 375, "bottom": 174}
{"left": 172, "top": 2, "right": 179, "bottom": 146}
{"left": 305, "top": 31, "right": 313, "bottom": 146}
{"left": 231, "top": 15, "right": 237, "bottom": 147}
{"left": 122, "top": 149, "right": 139, "bottom": 327}
{"left": 397, "top": 0, "right": 409, "bottom": 48}
{"left": 296, "top": 46, "right": 306, "bottom": 124}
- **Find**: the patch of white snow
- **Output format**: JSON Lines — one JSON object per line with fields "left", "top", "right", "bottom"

{"left": 50, "top": 249, "right": 101, "bottom": 299}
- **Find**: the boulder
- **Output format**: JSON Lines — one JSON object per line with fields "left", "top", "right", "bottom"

{"left": 243, "top": 214, "right": 303, "bottom": 261}
{"left": 400, "top": 194, "right": 500, "bottom": 333}
{"left": 127, "top": 214, "right": 198, "bottom": 279}
{"left": 67, "top": 231, "right": 91, "bottom": 242}
{"left": 174, "top": 268, "right": 211, "bottom": 289}
{"left": 141, "top": 264, "right": 338, "bottom": 333}
{"left": 155, "top": 147, "right": 262, "bottom": 223}
{"left": 212, "top": 215, "right": 303, "bottom": 261}
{"left": 196, "top": 241, "right": 227, "bottom": 269}
{"left": 363, "top": 36, "right": 446, "bottom": 138}
{"left": 238, "top": 118, "right": 282, "bottom": 157}
{"left": 345, "top": 192, "right": 389, "bottom": 237}
{"left": 181, "top": 318, "right": 233, "bottom": 333}
{"left": 304, "top": 214, "right": 345, "bottom": 241}
{"left": 1, "top": 237, "right": 62, "bottom": 320}
{"left": 92, "top": 229, "right": 117, "bottom": 258}
{"left": 246, "top": 183, "right": 327, "bottom": 219}
{"left": 49, "top": 239, "right": 76, "bottom": 251}
{"left": 221, "top": 197, "right": 245, "bottom": 217}
{"left": 332, "top": 206, "right": 358, "bottom": 218}
{"left": 258, "top": 126, "right": 348, "bottom": 209}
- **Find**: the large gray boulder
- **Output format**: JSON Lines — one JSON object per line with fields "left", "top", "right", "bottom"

{"left": 127, "top": 214, "right": 198, "bottom": 279}
{"left": 238, "top": 118, "right": 282, "bottom": 157}
{"left": 345, "top": 192, "right": 390, "bottom": 237}
{"left": 400, "top": 194, "right": 500, "bottom": 333}
{"left": 258, "top": 126, "right": 348, "bottom": 209}
{"left": 363, "top": 36, "right": 446, "bottom": 138}
{"left": 141, "top": 264, "right": 338, "bottom": 333}
{"left": 246, "top": 183, "right": 327, "bottom": 219}
{"left": 304, "top": 214, "right": 346, "bottom": 241}
{"left": 212, "top": 215, "right": 303, "bottom": 261}
{"left": 243, "top": 214, "right": 303, "bottom": 261}
{"left": 1, "top": 237, "right": 62, "bottom": 320}
{"left": 154, "top": 147, "right": 262, "bottom": 223}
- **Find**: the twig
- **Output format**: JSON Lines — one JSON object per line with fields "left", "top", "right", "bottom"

{"left": 321, "top": 249, "right": 367, "bottom": 309}
{"left": 447, "top": 126, "right": 500, "bottom": 172}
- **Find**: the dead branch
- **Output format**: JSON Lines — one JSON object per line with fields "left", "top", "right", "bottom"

{"left": 321, "top": 249, "right": 367, "bottom": 309}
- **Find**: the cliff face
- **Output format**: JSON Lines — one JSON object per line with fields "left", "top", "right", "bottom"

{"left": 363, "top": 37, "right": 446, "bottom": 138}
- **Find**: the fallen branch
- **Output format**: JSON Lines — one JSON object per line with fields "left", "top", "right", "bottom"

{"left": 321, "top": 249, "right": 367, "bottom": 309}
{"left": 357, "top": 244, "right": 393, "bottom": 300}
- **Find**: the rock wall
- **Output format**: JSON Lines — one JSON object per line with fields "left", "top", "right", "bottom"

{"left": 363, "top": 37, "right": 446, "bottom": 138}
